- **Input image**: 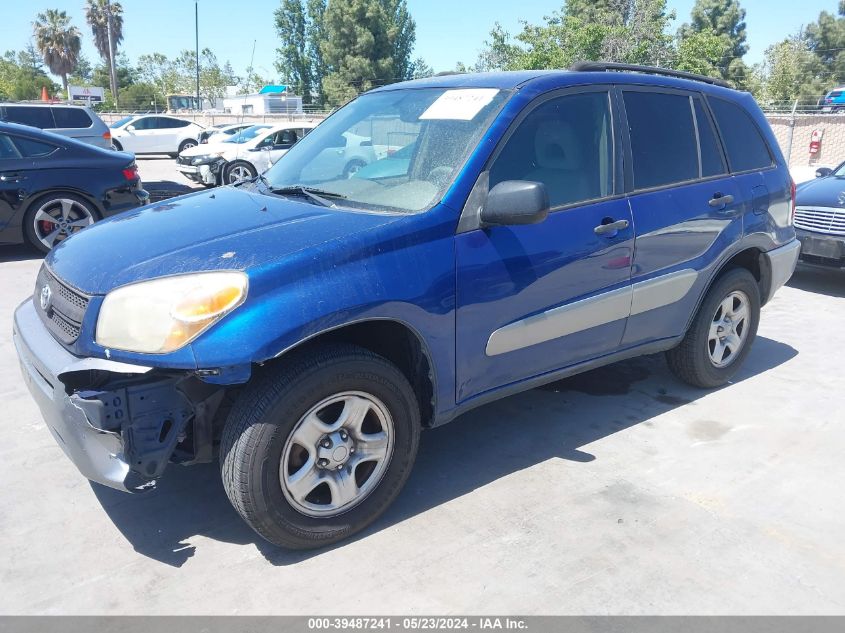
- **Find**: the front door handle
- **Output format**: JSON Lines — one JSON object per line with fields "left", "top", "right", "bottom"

{"left": 594, "top": 219, "right": 630, "bottom": 235}
{"left": 708, "top": 193, "right": 734, "bottom": 208}
{"left": 0, "top": 173, "right": 25, "bottom": 183}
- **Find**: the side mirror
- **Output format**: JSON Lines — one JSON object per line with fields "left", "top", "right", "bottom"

{"left": 126, "top": 124, "right": 136, "bottom": 132}
{"left": 816, "top": 167, "right": 833, "bottom": 178}
{"left": 481, "top": 180, "right": 549, "bottom": 227}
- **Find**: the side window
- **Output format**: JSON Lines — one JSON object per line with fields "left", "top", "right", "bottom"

{"left": 256, "top": 133, "right": 273, "bottom": 148}
{"left": 693, "top": 98, "right": 726, "bottom": 177}
{"left": 709, "top": 98, "right": 773, "bottom": 172}
{"left": 623, "top": 91, "right": 698, "bottom": 190}
{"left": 489, "top": 91, "right": 614, "bottom": 208}
{"left": 11, "top": 135, "right": 58, "bottom": 157}
{"left": 131, "top": 117, "right": 154, "bottom": 130}
{"left": 51, "top": 107, "right": 93, "bottom": 129}
{"left": 0, "top": 134, "right": 22, "bottom": 159}
{"left": 279, "top": 129, "right": 298, "bottom": 145}
{"left": 160, "top": 118, "right": 190, "bottom": 129}
{"left": 2, "top": 106, "right": 55, "bottom": 129}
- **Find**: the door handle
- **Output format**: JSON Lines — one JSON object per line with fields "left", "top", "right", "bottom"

{"left": 594, "top": 219, "right": 629, "bottom": 235}
{"left": 0, "top": 173, "right": 25, "bottom": 183}
{"left": 708, "top": 193, "right": 734, "bottom": 208}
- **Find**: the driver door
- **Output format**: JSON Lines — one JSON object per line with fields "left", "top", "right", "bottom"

{"left": 454, "top": 88, "right": 634, "bottom": 402}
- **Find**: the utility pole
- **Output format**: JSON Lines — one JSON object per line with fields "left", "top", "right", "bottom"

{"left": 195, "top": 0, "right": 200, "bottom": 111}
{"left": 106, "top": 0, "right": 118, "bottom": 108}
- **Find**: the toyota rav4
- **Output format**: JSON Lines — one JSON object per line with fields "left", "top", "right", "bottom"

{"left": 13, "top": 63, "right": 800, "bottom": 549}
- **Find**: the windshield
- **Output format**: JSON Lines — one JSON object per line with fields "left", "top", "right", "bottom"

{"left": 263, "top": 87, "right": 510, "bottom": 213}
{"left": 223, "top": 124, "right": 272, "bottom": 144}
{"left": 110, "top": 116, "right": 134, "bottom": 129}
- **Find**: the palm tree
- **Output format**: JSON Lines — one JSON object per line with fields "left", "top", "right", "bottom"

{"left": 32, "top": 9, "right": 82, "bottom": 95}
{"left": 85, "top": 0, "right": 123, "bottom": 102}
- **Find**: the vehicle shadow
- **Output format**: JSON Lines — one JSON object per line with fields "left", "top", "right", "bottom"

{"left": 0, "top": 244, "right": 43, "bottom": 263}
{"left": 92, "top": 336, "right": 798, "bottom": 567}
{"left": 788, "top": 265, "right": 845, "bottom": 299}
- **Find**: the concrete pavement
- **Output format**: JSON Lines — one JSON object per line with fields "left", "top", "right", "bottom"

{"left": 1, "top": 239, "right": 844, "bottom": 614}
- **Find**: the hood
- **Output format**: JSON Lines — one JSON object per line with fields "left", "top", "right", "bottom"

{"left": 795, "top": 175, "right": 845, "bottom": 208}
{"left": 46, "top": 185, "right": 404, "bottom": 295}
{"left": 180, "top": 141, "right": 231, "bottom": 157}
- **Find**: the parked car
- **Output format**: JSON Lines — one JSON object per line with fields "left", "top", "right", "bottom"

{"left": 176, "top": 122, "right": 315, "bottom": 186}
{"left": 820, "top": 87, "right": 845, "bottom": 112}
{"left": 0, "top": 102, "right": 112, "bottom": 149}
{"left": 352, "top": 140, "right": 416, "bottom": 180}
{"left": 109, "top": 114, "right": 204, "bottom": 156}
{"left": 198, "top": 122, "right": 253, "bottom": 145}
{"left": 793, "top": 163, "right": 845, "bottom": 267}
{"left": 0, "top": 121, "right": 147, "bottom": 252}
{"left": 13, "top": 63, "right": 799, "bottom": 550}
{"left": 301, "top": 131, "right": 376, "bottom": 181}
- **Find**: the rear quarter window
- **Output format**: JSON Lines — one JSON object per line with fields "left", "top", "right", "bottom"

{"left": 51, "top": 107, "right": 93, "bottom": 129}
{"left": 12, "top": 135, "right": 59, "bottom": 157}
{"left": 709, "top": 97, "right": 773, "bottom": 172}
{"left": 2, "top": 106, "right": 55, "bottom": 129}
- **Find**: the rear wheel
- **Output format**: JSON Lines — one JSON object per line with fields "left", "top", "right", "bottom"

{"left": 666, "top": 268, "right": 760, "bottom": 388}
{"left": 222, "top": 161, "right": 257, "bottom": 185}
{"left": 220, "top": 344, "right": 420, "bottom": 549}
{"left": 23, "top": 193, "right": 98, "bottom": 253}
{"left": 343, "top": 159, "right": 367, "bottom": 178}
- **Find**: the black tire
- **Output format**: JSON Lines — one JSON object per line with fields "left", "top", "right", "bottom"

{"left": 23, "top": 192, "right": 99, "bottom": 254}
{"left": 343, "top": 158, "right": 367, "bottom": 178}
{"left": 666, "top": 268, "right": 760, "bottom": 388}
{"left": 222, "top": 160, "right": 257, "bottom": 185}
{"left": 111, "top": 139, "right": 123, "bottom": 151}
{"left": 220, "top": 343, "right": 421, "bottom": 549}
{"left": 178, "top": 139, "right": 198, "bottom": 153}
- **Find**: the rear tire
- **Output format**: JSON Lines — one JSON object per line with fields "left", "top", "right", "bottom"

{"left": 220, "top": 343, "right": 421, "bottom": 549}
{"left": 178, "top": 139, "right": 198, "bottom": 153}
{"left": 111, "top": 139, "right": 123, "bottom": 151}
{"left": 666, "top": 268, "right": 760, "bottom": 388}
{"left": 23, "top": 193, "right": 99, "bottom": 253}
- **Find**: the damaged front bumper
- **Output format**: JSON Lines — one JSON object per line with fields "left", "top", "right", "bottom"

{"left": 176, "top": 159, "right": 223, "bottom": 186}
{"left": 13, "top": 299, "right": 223, "bottom": 493}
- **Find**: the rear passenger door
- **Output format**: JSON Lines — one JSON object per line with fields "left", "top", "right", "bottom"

{"left": 51, "top": 107, "right": 96, "bottom": 145}
{"left": 620, "top": 87, "right": 741, "bottom": 347}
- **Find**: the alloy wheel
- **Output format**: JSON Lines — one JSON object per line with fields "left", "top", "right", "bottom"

{"left": 32, "top": 198, "right": 94, "bottom": 250}
{"left": 280, "top": 391, "right": 394, "bottom": 518}
{"left": 708, "top": 290, "right": 750, "bottom": 368}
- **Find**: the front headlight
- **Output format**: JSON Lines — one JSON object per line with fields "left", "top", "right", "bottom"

{"left": 96, "top": 272, "right": 248, "bottom": 353}
{"left": 191, "top": 153, "right": 222, "bottom": 165}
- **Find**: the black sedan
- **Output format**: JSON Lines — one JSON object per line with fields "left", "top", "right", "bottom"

{"left": 794, "top": 163, "right": 845, "bottom": 269}
{"left": 0, "top": 121, "right": 148, "bottom": 253}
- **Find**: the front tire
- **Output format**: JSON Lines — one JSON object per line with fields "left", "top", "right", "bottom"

{"left": 220, "top": 344, "right": 421, "bottom": 549}
{"left": 666, "top": 268, "right": 760, "bottom": 388}
{"left": 222, "top": 160, "right": 257, "bottom": 185}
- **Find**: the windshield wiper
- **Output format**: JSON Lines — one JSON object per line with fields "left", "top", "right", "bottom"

{"left": 269, "top": 185, "right": 347, "bottom": 208}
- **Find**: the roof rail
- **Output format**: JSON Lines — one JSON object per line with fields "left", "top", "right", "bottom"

{"left": 569, "top": 61, "right": 732, "bottom": 89}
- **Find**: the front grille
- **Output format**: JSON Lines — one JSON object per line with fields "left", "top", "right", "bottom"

{"left": 794, "top": 206, "right": 845, "bottom": 236}
{"left": 34, "top": 266, "right": 90, "bottom": 344}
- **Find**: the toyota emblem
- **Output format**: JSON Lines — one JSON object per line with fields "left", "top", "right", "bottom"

{"left": 39, "top": 284, "right": 52, "bottom": 311}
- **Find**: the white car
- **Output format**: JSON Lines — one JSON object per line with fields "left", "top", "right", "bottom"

{"left": 110, "top": 114, "right": 204, "bottom": 156}
{"left": 300, "top": 131, "right": 378, "bottom": 181}
{"left": 176, "top": 122, "right": 316, "bottom": 186}
{"left": 198, "top": 122, "right": 253, "bottom": 145}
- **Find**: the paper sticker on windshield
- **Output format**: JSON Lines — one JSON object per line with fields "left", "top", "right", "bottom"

{"left": 419, "top": 89, "right": 499, "bottom": 121}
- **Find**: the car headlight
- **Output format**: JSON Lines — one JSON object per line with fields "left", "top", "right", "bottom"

{"left": 96, "top": 272, "right": 248, "bottom": 353}
{"left": 191, "top": 153, "right": 222, "bottom": 165}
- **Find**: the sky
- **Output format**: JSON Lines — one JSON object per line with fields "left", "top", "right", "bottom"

{"left": 0, "top": 0, "right": 837, "bottom": 84}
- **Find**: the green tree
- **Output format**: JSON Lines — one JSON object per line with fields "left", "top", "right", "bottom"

{"left": 275, "top": 0, "right": 313, "bottom": 101}
{"left": 136, "top": 52, "right": 180, "bottom": 96}
{"left": 306, "top": 0, "right": 327, "bottom": 102}
{"left": 679, "top": 0, "right": 748, "bottom": 81}
{"left": 172, "top": 48, "right": 236, "bottom": 104}
{"left": 805, "top": 2, "right": 845, "bottom": 89}
{"left": 0, "top": 50, "right": 59, "bottom": 100}
{"left": 32, "top": 9, "right": 82, "bottom": 94}
{"left": 119, "top": 81, "right": 164, "bottom": 111}
{"left": 320, "top": 0, "right": 416, "bottom": 106}
{"left": 410, "top": 57, "right": 433, "bottom": 79}
{"left": 93, "top": 52, "right": 134, "bottom": 91}
{"left": 757, "top": 35, "right": 825, "bottom": 107}
{"left": 69, "top": 53, "right": 94, "bottom": 83}
{"left": 85, "top": 0, "right": 123, "bottom": 103}
{"left": 675, "top": 28, "right": 729, "bottom": 76}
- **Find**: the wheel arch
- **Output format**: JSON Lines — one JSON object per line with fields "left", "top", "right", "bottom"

{"left": 266, "top": 318, "right": 436, "bottom": 428}
{"left": 24, "top": 188, "right": 105, "bottom": 219}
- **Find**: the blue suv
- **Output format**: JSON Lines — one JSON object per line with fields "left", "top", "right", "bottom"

{"left": 13, "top": 63, "right": 800, "bottom": 549}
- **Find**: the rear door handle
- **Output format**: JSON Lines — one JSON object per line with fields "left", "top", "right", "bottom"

{"left": 594, "top": 219, "right": 630, "bottom": 235}
{"left": 708, "top": 193, "right": 734, "bottom": 208}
